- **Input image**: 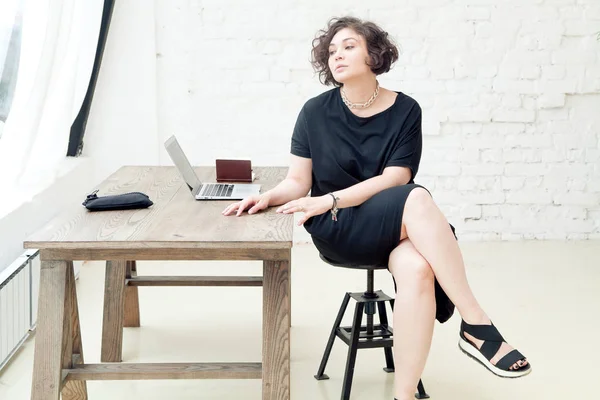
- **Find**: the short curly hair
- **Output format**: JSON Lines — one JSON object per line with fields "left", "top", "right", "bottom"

{"left": 311, "top": 16, "right": 400, "bottom": 87}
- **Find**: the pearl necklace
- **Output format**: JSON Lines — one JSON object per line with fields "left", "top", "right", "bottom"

{"left": 341, "top": 81, "right": 380, "bottom": 109}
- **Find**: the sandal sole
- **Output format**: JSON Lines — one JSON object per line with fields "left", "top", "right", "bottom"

{"left": 458, "top": 337, "right": 532, "bottom": 379}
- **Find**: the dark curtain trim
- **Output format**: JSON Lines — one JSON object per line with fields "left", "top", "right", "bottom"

{"left": 67, "top": 0, "right": 116, "bottom": 156}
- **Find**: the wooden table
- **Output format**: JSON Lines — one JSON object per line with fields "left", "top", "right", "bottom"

{"left": 24, "top": 166, "right": 293, "bottom": 400}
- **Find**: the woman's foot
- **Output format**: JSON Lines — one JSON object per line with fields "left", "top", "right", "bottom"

{"left": 460, "top": 316, "right": 531, "bottom": 378}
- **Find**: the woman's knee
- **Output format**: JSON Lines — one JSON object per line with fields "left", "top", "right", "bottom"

{"left": 404, "top": 187, "right": 435, "bottom": 219}
{"left": 389, "top": 242, "right": 434, "bottom": 287}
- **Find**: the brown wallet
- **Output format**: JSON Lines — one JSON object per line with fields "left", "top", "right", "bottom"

{"left": 215, "top": 159, "right": 252, "bottom": 183}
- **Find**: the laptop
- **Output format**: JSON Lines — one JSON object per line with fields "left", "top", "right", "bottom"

{"left": 164, "top": 135, "right": 261, "bottom": 200}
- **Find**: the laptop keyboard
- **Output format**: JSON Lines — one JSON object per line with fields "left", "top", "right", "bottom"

{"left": 202, "top": 183, "right": 234, "bottom": 197}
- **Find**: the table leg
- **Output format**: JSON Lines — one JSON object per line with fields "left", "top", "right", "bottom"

{"left": 289, "top": 269, "right": 292, "bottom": 328}
{"left": 61, "top": 262, "right": 88, "bottom": 399}
{"left": 124, "top": 261, "right": 140, "bottom": 327}
{"left": 101, "top": 260, "right": 127, "bottom": 362}
{"left": 31, "top": 260, "right": 88, "bottom": 400}
{"left": 262, "top": 258, "right": 290, "bottom": 400}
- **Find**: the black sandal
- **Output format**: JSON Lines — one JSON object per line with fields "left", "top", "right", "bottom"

{"left": 459, "top": 320, "right": 531, "bottom": 378}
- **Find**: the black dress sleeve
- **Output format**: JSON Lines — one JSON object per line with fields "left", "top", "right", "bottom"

{"left": 385, "top": 103, "right": 423, "bottom": 181}
{"left": 290, "top": 106, "right": 311, "bottom": 159}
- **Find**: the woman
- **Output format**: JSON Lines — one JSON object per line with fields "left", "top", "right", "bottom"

{"left": 223, "top": 16, "right": 530, "bottom": 400}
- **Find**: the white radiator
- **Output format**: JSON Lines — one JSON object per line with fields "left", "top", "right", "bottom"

{"left": 0, "top": 249, "right": 40, "bottom": 371}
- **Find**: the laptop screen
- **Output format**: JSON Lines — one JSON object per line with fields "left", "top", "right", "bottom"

{"left": 164, "top": 135, "right": 202, "bottom": 194}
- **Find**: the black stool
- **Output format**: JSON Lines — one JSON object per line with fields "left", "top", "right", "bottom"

{"left": 314, "top": 254, "right": 430, "bottom": 400}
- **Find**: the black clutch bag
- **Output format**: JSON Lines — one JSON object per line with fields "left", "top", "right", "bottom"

{"left": 82, "top": 190, "right": 153, "bottom": 211}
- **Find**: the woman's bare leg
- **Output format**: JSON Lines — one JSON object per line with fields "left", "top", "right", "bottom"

{"left": 399, "top": 187, "right": 527, "bottom": 371}
{"left": 388, "top": 239, "right": 436, "bottom": 400}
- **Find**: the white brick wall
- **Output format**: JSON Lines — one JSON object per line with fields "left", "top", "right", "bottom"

{"left": 90, "top": 0, "right": 600, "bottom": 241}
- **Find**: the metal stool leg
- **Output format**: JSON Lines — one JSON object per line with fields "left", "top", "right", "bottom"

{"left": 341, "top": 302, "right": 365, "bottom": 400}
{"left": 377, "top": 300, "right": 394, "bottom": 372}
{"left": 315, "top": 293, "right": 351, "bottom": 380}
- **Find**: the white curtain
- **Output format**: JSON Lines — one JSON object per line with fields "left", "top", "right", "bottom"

{"left": 0, "top": 0, "right": 21, "bottom": 138}
{"left": 0, "top": 0, "right": 20, "bottom": 80}
{"left": 0, "top": 0, "right": 104, "bottom": 201}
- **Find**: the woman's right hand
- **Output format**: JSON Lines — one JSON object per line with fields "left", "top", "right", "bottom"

{"left": 222, "top": 193, "right": 271, "bottom": 216}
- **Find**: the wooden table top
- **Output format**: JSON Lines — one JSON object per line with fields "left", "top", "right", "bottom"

{"left": 24, "top": 166, "right": 293, "bottom": 251}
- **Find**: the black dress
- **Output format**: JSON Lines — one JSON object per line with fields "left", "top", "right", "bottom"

{"left": 290, "top": 87, "right": 455, "bottom": 323}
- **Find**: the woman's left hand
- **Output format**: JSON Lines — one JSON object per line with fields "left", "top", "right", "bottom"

{"left": 276, "top": 196, "right": 333, "bottom": 226}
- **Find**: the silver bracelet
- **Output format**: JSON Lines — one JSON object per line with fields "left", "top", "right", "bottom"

{"left": 327, "top": 193, "right": 340, "bottom": 222}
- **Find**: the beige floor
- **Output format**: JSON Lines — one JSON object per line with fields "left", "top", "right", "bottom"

{"left": 0, "top": 241, "right": 599, "bottom": 400}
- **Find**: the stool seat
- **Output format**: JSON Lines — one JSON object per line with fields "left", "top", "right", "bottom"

{"left": 319, "top": 253, "right": 388, "bottom": 270}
